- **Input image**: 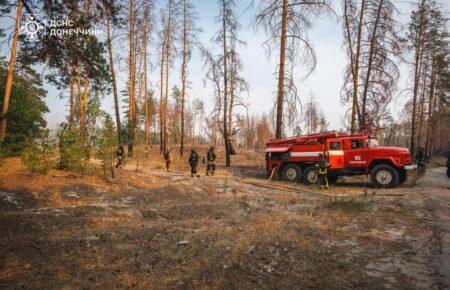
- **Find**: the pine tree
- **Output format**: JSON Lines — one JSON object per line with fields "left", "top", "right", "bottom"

{"left": 97, "top": 114, "right": 116, "bottom": 178}
{"left": 255, "top": 0, "right": 333, "bottom": 138}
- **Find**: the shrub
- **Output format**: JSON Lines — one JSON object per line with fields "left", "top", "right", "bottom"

{"left": 57, "top": 124, "right": 88, "bottom": 172}
{"left": 21, "top": 131, "right": 56, "bottom": 174}
{"left": 97, "top": 114, "right": 117, "bottom": 178}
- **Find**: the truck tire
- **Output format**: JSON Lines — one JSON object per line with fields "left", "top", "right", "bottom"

{"left": 303, "top": 166, "right": 318, "bottom": 185}
{"left": 282, "top": 164, "right": 302, "bottom": 182}
{"left": 370, "top": 164, "right": 399, "bottom": 188}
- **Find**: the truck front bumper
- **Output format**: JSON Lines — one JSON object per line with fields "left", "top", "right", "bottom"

{"left": 405, "top": 163, "right": 418, "bottom": 170}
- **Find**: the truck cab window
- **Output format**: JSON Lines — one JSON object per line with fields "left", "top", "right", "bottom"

{"left": 329, "top": 141, "right": 342, "bottom": 150}
{"left": 350, "top": 140, "right": 362, "bottom": 149}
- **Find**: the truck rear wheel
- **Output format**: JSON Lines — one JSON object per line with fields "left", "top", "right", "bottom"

{"left": 370, "top": 164, "right": 399, "bottom": 188}
{"left": 282, "top": 164, "right": 302, "bottom": 182}
{"left": 303, "top": 166, "right": 318, "bottom": 185}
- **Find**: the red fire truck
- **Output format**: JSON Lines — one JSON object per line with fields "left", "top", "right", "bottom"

{"left": 265, "top": 131, "right": 417, "bottom": 188}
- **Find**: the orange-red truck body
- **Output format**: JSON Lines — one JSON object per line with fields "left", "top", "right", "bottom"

{"left": 265, "top": 131, "right": 416, "bottom": 186}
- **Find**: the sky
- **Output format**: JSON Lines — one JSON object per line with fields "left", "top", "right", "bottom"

{"left": 1, "top": 0, "right": 449, "bottom": 133}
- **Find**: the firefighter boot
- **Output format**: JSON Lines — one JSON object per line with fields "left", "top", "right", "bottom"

{"left": 318, "top": 175, "right": 325, "bottom": 189}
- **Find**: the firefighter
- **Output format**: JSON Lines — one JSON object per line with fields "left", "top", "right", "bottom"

{"left": 315, "top": 153, "right": 330, "bottom": 189}
{"left": 164, "top": 147, "right": 173, "bottom": 172}
{"left": 115, "top": 145, "right": 125, "bottom": 169}
{"left": 189, "top": 148, "right": 200, "bottom": 177}
{"left": 206, "top": 146, "right": 216, "bottom": 176}
{"left": 415, "top": 146, "right": 429, "bottom": 176}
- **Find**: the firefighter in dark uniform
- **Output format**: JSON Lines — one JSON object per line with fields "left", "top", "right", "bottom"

{"left": 164, "top": 147, "right": 173, "bottom": 172}
{"left": 315, "top": 153, "right": 330, "bottom": 189}
{"left": 189, "top": 149, "right": 200, "bottom": 177}
{"left": 206, "top": 146, "right": 216, "bottom": 176}
{"left": 115, "top": 145, "right": 125, "bottom": 168}
{"left": 415, "top": 146, "right": 429, "bottom": 176}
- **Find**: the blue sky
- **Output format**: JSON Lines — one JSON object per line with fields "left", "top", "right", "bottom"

{"left": 1, "top": 0, "right": 448, "bottom": 132}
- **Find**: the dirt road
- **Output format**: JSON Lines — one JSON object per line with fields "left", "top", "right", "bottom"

{"left": 0, "top": 157, "right": 449, "bottom": 289}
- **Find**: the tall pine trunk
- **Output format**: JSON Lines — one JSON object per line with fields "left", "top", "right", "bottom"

{"left": 106, "top": 13, "right": 122, "bottom": 145}
{"left": 350, "top": 0, "right": 366, "bottom": 134}
{"left": 360, "top": 0, "right": 383, "bottom": 130}
{"left": 69, "top": 77, "right": 75, "bottom": 127}
{"left": 159, "top": 43, "right": 165, "bottom": 153}
{"left": 143, "top": 7, "right": 150, "bottom": 150}
{"left": 222, "top": 0, "right": 231, "bottom": 167}
{"left": 180, "top": 0, "right": 187, "bottom": 156}
{"left": 128, "top": 0, "right": 136, "bottom": 156}
{"left": 425, "top": 61, "right": 436, "bottom": 152}
{"left": 164, "top": 43, "right": 169, "bottom": 153}
{"left": 78, "top": 72, "right": 90, "bottom": 146}
{"left": 162, "top": 0, "right": 173, "bottom": 153}
{"left": 228, "top": 50, "right": 236, "bottom": 154}
{"left": 0, "top": 0, "right": 23, "bottom": 142}
{"left": 275, "top": 0, "right": 288, "bottom": 139}
{"left": 417, "top": 58, "right": 428, "bottom": 148}
{"left": 410, "top": 0, "right": 425, "bottom": 156}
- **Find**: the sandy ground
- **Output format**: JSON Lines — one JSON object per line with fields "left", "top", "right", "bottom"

{"left": 0, "top": 150, "right": 449, "bottom": 289}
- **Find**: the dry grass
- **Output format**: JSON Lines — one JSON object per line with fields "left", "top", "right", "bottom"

{"left": 0, "top": 150, "right": 448, "bottom": 289}
{"left": 320, "top": 196, "right": 371, "bottom": 213}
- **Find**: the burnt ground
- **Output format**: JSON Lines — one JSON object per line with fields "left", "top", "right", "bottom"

{"left": 0, "top": 153, "right": 449, "bottom": 289}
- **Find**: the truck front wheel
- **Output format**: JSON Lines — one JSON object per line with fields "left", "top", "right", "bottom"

{"left": 282, "top": 164, "right": 302, "bottom": 182}
{"left": 370, "top": 164, "right": 399, "bottom": 188}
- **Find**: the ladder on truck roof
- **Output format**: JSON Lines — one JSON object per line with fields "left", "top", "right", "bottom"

{"left": 268, "top": 131, "right": 344, "bottom": 145}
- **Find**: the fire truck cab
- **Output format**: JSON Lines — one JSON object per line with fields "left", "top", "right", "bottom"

{"left": 265, "top": 131, "right": 417, "bottom": 188}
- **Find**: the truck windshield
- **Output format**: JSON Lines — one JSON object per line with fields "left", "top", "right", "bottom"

{"left": 367, "top": 139, "right": 379, "bottom": 148}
